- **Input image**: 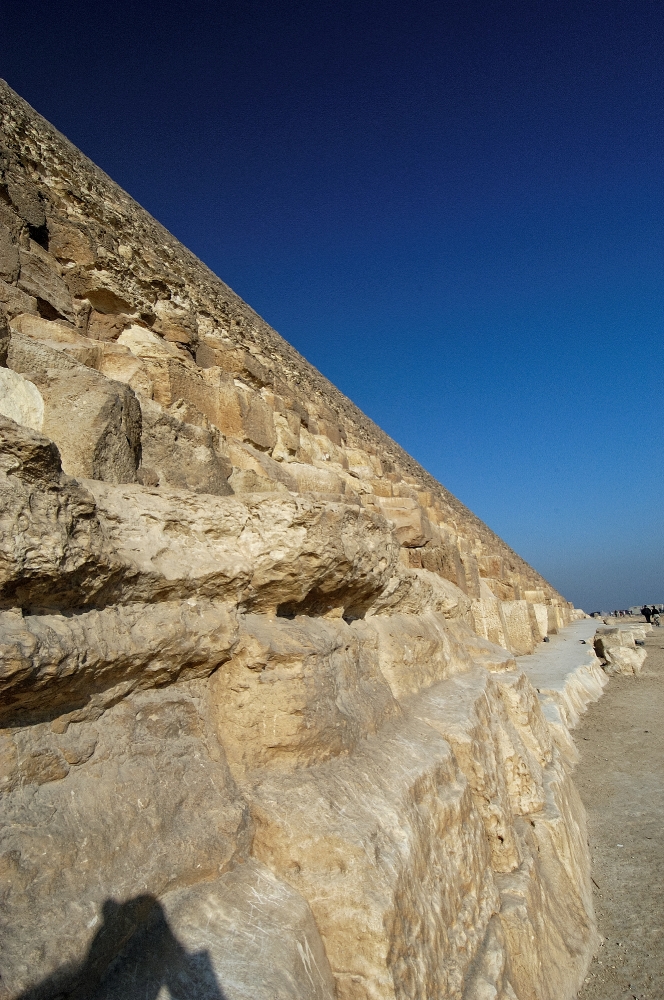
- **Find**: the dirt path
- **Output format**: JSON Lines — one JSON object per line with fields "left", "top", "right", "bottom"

{"left": 575, "top": 624, "right": 664, "bottom": 1000}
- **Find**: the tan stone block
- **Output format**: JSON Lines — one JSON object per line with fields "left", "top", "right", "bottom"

{"left": 241, "top": 392, "right": 276, "bottom": 451}
{"left": 197, "top": 341, "right": 271, "bottom": 387}
{"left": 47, "top": 220, "right": 95, "bottom": 265}
{"left": 286, "top": 461, "right": 344, "bottom": 494}
{"left": 210, "top": 615, "right": 397, "bottom": 778}
{"left": 9, "top": 313, "right": 104, "bottom": 369}
{"left": 0, "top": 367, "right": 44, "bottom": 431}
{"left": 271, "top": 410, "right": 299, "bottom": 460}
{"left": 18, "top": 248, "right": 75, "bottom": 322}
{"left": 225, "top": 438, "right": 297, "bottom": 493}
{"left": 0, "top": 277, "right": 37, "bottom": 319}
{"left": 87, "top": 309, "right": 132, "bottom": 341}
{"left": 0, "top": 224, "right": 20, "bottom": 282}
{"left": 501, "top": 600, "right": 537, "bottom": 655}
{"left": 7, "top": 333, "right": 141, "bottom": 485}
{"left": 375, "top": 496, "right": 432, "bottom": 547}
{"left": 371, "top": 478, "right": 393, "bottom": 497}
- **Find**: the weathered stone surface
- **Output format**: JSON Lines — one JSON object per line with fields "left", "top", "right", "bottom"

{"left": 211, "top": 614, "right": 398, "bottom": 778}
{"left": 91, "top": 862, "right": 337, "bottom": 1000}
{"left": 18, "top": 246, "right": 75, "bottom": 321}
{"left": 594, "top": 626, "right": 647, "bottom": 675}
{"left": 137, "top": 394, "right": 233, "bottom": 495}
{"left": 0, "top": 276, "right": 38, "bottom": 318}
{"left": 85, "top": 483, "right": 400, "bottom": 612}
{"left": 0, "top": 686, "right": 252, "bottom": 1000}
{"left": 7, "top": 333, "right": 141, "bottom": 483}
{"left": 0, "top": 81, "right": 603, "bottom": 1000}
{"left": 0, "top": 367, "right": 44, "bottom": 431}
{"left": 0, "top": 598, "right": 238, "bottom": 725}
{"left": 0, "top": 223, "right": 20, "bottom": 281}
{"left": 251, "top": 712, "right": 499, "bottom": 1000}
{"left": 0, "top": 416, "right": 119, "bottom": 611}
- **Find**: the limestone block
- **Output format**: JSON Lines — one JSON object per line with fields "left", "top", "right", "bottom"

{"left": 87, "top": 309, "right": 133, "bottom": 340}
{"left": 225, "top": 438, "right": 297, "bottom": 492}
{"left": 271, "top": 410, "right": 300, "bottom": 460}
{"left": 138, "top": 395, "right": 232, "bottom": 495}
{"left": 0, "top": 275, "right": 38, "bottom": 318}
{"left": 210, "top": 614, "right": 398, "bottom": 778}
{"left": 196, "top": 341, "right": 271, "bottom": 388}
{"left": 531, "top": 602, "right": 549, "bottom": 640}
{"left": 412, "top": 671, "right": 523, "bottom": 874}
{"left": 66, "top": 267, "right": 134, "bottom": 314}
{"left": 47, "top": 219, "right": 96, "bottom": 265}
{"left": 98, "top": 346, "right": 155, "bottom": 397}
{"left": 370, "top": 567, "right": 473, "bottom": 621}
{"left": 153, "top": 297, "right": 197, "bottom": 344}
{"left": 0, "top": 415, "right": 120, "bottom": 611}
{"left": 89, "top": 861, "right": 336, "bottom": 1000}
{"left": 355, "top": 611, "right": 471, "bottom": 700}
{"left": 241, "top": 391, "right": 276, "bottom": 451}
{"left": 8, "top": 334, "right": 141, "bottom": 484}
{"left": 251, "top": 713, "right": 499, "bottom": 1000}
{"left": 0, "top": 223, "right": 20, "bottom": 281}
{"left": 546, "top": 604, "right": 565, "bottom": 633}
{"left": 446, "top": 623, "right": 517, "bottom": 673}
{"left": 18, "top": 247, "right": 75, "bottom": 321}
{"left": 0, "top": 367, "right": 43, "bottom": 431}
{"left": 9, "top": 311, "right": 104, "bottom": 368}
{"left": 375, "top": 495, "right": 432, "bottom": 547}
{"left": 482, "top": 577, "right": 516, "bottom": 601}
{"left": 502, "top": 600, "right": 537, "bottom": 656}
{"left": 5, "top": 173, "right": 45, "bottom": 228}
{"left": 594, "top": 629, "right": 647, "bottom": 675}
{"left": 84, "top": 483, "right": 400, "bottom": 613}
{"left": 471, "top": 588, "right": 509, "bottom": 649}
{"left": 0, "top": 598, "right": 239, "bottom": 726}
{"left": 495, "top": 763, "right": 597, "bottom": 1000}
{"left": 0, "top": 687, "right": 251, "bottom": 1000}
{"left": 459, "top": 548, "right": 482, "bottom": 599}
{"left": 286, "top": 460, "right": 344, "bottom": 494}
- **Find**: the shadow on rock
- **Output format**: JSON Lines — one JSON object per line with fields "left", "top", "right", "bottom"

{"left": 17, "top": 895, "right": 227, "bottom": 1000}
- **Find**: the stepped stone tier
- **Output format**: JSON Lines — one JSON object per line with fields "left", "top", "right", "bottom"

{"left": 0, "top": 80, "right": 608, "bottom": 1000}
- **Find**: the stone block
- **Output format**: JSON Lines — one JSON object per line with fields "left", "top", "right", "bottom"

{"left": 501, "top": 600, "right": 537, "bottom": 655}
{"left": 7, "top": 333, "right": 141, "bottom": 483}
{"left": 138, "top": 395, "right": 232, "bottom": 495}
{"left": 375, "top": 495, "right": 432, "bottom": 547}
{"left": 82, "top": 483, "right": 400, "bottom": 614}
{"left": 90, "top": 862, "right": 336, "bottom": 1000}
{"left": 0, "top": 415, "right": 120, "bottom": 611}
{"left": 210, "top": 615, "right": 397, "bottom": 778}
{"left": 0, "top": 367, "right": 44, "bottom": 431}
{"left": 0, "top": 223, "right": 20, "bottom": 282}
{"left": 47, "top": 219, "right": 96, "bottom": 265}
{"left": 6, "top": 174, "right": 45, "bottom": 228}
{"left": 0, "top": 688, "right": 251, "bottom": 1000}
{"left": 18, "top": 247, "right": 75, "bottom": 322}
{"left": 286, "top": 461, "right": 344, "bottom": 494}
{"left": 0, "top": 276, "right": 38, "bottom": 319}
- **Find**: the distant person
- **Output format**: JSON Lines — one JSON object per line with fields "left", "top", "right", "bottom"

{"left": 642, "top": 605, "right": 652, "bottom": 623}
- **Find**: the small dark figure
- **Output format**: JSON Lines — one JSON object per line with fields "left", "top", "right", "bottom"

{"left": 642, "top": 605, "right": 652, "bottom": 623}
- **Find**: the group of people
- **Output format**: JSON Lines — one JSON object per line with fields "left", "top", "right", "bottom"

{"left": 641, "top": 605, "right": 662, "bottom": 625}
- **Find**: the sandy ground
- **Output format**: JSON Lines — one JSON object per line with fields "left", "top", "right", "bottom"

{"left": 575, "top": 621, "right": 664, "bottom": 1000}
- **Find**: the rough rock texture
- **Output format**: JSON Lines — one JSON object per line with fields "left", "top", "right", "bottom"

{"left": 0, "top": 81, "right": 617, "bottom": 1000}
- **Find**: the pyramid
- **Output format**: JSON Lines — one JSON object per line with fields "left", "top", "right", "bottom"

{"left": 0, "top": 81, "right": 596, "bottom": 1000}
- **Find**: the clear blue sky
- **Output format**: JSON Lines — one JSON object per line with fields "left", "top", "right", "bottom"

{"left": 2, "top": 0, "right": 662, "bottom": 611}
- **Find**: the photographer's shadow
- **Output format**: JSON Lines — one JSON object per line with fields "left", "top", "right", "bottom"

{"left": 19, "top": 896, "right": 227, "bottom": 1000}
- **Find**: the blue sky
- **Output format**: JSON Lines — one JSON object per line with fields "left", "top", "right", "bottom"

{"left": 2, "top": 0, "right": 662, "bottom": 610}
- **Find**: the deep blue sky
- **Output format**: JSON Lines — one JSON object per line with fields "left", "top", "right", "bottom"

{"left": 2, "top": 0, "right": 662, "bottom": 610}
